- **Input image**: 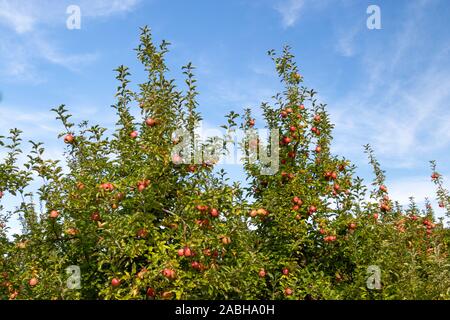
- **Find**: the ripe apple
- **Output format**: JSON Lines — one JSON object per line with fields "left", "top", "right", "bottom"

{"left": 258, "top": 269, "right": 266, "bottom": 278}
{"left": 282, "top": 136, "right": 291, "bottom": 144}
{"left": 184, "top": 247, "right": 192, "bottom": 257}
{"left": 137, "top": 183, "right": 146, "bottom": 192}
{"left": 49, "top": 210, "right": 59, "bottom": 219}
{"left": 66, "top": 228, "right": 78, "bottom": 236}
{"left": 136, "top": 228, "right": 148, "bottom": 238}
{"left": 315, "top": 146, "right": 322, "bottom": 153}
{"left": 191, "top": 261, "right": 200, "bottom": 269}
{"left": 161, "top": 291, "right": 173, "bottom": 299}
{"left": 289, "top": 126, "right": 296, "bottom": 132}
{"left": 29, "top": 278, "right": 38, "bottom": 287}
{"left": 333, "top": 184, "right": 340, "bottom": 191}
{"left": 146, "top": 287, "right": 156, "bottom": 297}
{"left": 0, "top": 191, "right": 3, "bottom": 199}
{"left": 203, "top": 248, "right": 211, "bottom": 256}
{"left": 379, "top": 185, "right": 387, "bottom": 192}
{"left": 284, "top": 288, "right": 293, "bottom": 296}
{"left": 257, "top": 208, "right": 268, "bottom": 216}
{"left": 288, "top": 151, "right": 295, "bottom": 158}
{"left": 130, "top": 131, "right": 138, "bottom": 139}
{"left": 111, "top": 278, "right": 120, "bottom": 287}
{"left": 64, "top": 134, "right": 74, "bottom": 144}
{"left": 331, "top": 172, "right": 337, "bottom": 180}
{"left": 282, "top": 268, "right": 289, "bottom": 276}
{"left": 295, "top": 214, "right": 301, "bottom": 220}
{"left": 221, "top": 236, "right": 231, "bottom": 245}
{"left": 100, "top": 183, "right": 114, "bottom": 192}
{"left": 162, "top": 268, "right": 176, "bottom": 279}
{"left": 248, "top": 119, "right": 255, "bottom": 127}
{"left": 311, "top": 127, "right": 317, "bottom": 133}
{"left": 292, "top": 205, "right": 299, "bottom": 211}
{"left": 285, "top": 107, "right": 293, "bottom": 114}
{"left": 177, "top": 248, "right": 185, "bottom": 257}
{"left": 308, "top": 206, "right": 317, "bottom": 215}
{"left": 145, "top": 118, "right": 157, "bottom": 127}
{"left": 249, "top": 209, "right": 258, "bottom": 217}
{"left": 280, "top": 111, "right": 288, "bottom": 118}
{"left": 319, "top": 228, "right": 326, "bottom": 234}
{"left": 314, "top": 114, "right": 321, "bottom": 122}
{"left": 373, "top": 213, "right": 379, "bottom": 220}
{"left": 299, "top": 104, "right": 305, "bottom": 110}
{"left": 431, "top": 173, "right": 439, "bottom": 180}
{"left": 91, "top": 212, "right": 101, "bottom": 222}
{"left": 349, "top": 223, "right": 357, "bottom": 230}
{"left": 76, "top": 182, "right": 85, "bottom": 190}
{"left": 439, "top": 202, "right": 445, "bottom": 208}
{"left": 210, "top": 208, "right": 219, "bottom": 218}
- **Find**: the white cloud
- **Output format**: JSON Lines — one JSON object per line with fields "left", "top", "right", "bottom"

{"left": 335, "top": 27, "right": 359, "bottom": 57}
{"left": 275, "top": 0, "right": 305, "bottom": 28}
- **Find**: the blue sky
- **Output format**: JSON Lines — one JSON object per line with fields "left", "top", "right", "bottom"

{"left": 1, "top": 0, "right": 450, "bottom": 233}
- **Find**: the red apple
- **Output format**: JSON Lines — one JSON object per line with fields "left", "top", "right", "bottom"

{"left": 177, "top": 248, "right": 185, "bottom": 257}
{"left": 280, "top": 111, "right": 288, "bottom": 118}
{"left": 289, "top": 126, "right": 296, "bottom": 132}
{"left": 285, "top": 107, "right": 293, "bottom": 114}
{"left": 146, "top": 287, "right": 156, "bottom": 297}
{"left": 49, "top": 210, "right": 59, "bottom": 219}
{"left": 91, "top": 212, "right": 101, "bottom": 222}
{"left": 111, "top": 278, "right": 120, "bottom": 287}
{"left": 29, "top": 278, "right": 38, "bottom": 287}
{"left": 210, "top": 208, "right": 219, "bottom": 218}
{"left": 308, "top": 206, "right": 317, "bottom": 214}
{"left": 284, "top": 288, "right": 293, "bottom": 296}
{"left": 330, "top": 172, "right": 337, "bottom": 180}
{"left": 64, "top": 134, "right": 74, "bottom": 144}
{"left": 349, "top": 223, "right": 357, "bottom": 230}
{"left": 221, "top": 236, "right": 231, "bottom": 245}
{"left": 315, "top": 146, "right": 322, "bottom": 153}
{"left": 0, "top": 191, "right": 3, "bottom": 199}
{"left": 136, "top": 228, "right": 148, "bottom": 238}
{"left": 248, "top": 119, "right": 255, "bottom": 127}
{"left": 282, "top": 136, "right": 291, "bottom": 144}
{"left": 184, "top": 247, "right": 192, "bottom": 257}
{"left": 282, "top": 268, "right": 289, "bottom": 276}
{"left": 258, "top": 269, "right": 266, "bottom": 278}
{"left": 145, "top": 118, "right": 157, "bottom": 127}
{"left": 314, "top": 114, "right": 321, "bottom": 122}
{"left": 288, "top": 151, "right": 295, "bottom": 158}
{"left": 130, "top": 131, "right": 138, "bottom": 139}
{"left": 191, "top": 261, "right": 200, "bottom": 269}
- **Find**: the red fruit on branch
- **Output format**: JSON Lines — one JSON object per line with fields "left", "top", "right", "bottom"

{"left": 431, "top": 173, "right": 440, "bottom": 180}
{"left": 111, "top": 278, "right": 120, "bottom": 287}
{"left": 146, "top": 287, "right": 156, "bottom": 297}
{"left": 64, "top": 134, "right": 74, "bottom": 144}
{"left": 0, "top": 191, "right": 3, "bottom": 199}
{"left": 91, "top": 212, "right": 101, "bottom": 222}
{"left": 330, "top": 172, "right": 337, "bottom": 180}
{"left": 285, "top": 107, "right": 293, "bottom": 114}
{"left": 145, "top": 118, "right": 157, "bottom": 127}
{"left": 315, "top": 146, "right": 322, "bottom": 153}
{"left": 282, "top": 136, "right": 291, "bottom": 144}
{"left": 100, "top": 183, "right": 114, "bottom": 192}
{"left": 29, "top": 278, "right": 39, "bottom": 287}
{"left": 177, "top": 248, "right": 185, "bottom": 257}
{"left": 308, "top": 206, "right": 317, "bottom": 215}
{"left": 282, "top": 268, "right": 289, "bottom": 276}
{"left": 162, "top": 268, "right": 176, "bottom": 279}
{"left": 248, "top": 119, "right": 255, "bottom": 127}
{"left": 258, "top": 269, "right": 266, "bottom": 278}
{"left": 284, "top": 288, "right": 293, "bottom": 296}
{"left": 314, "top": 114, "right": 321, "bottom": 122}
{"left": 210, "top": 208, "right": 219, "bottom": 217}
{"left": 349, "top": 223, "right": 357, "bottom": 230}
{"left": 221, "top": 236, "right": 231, "bottom": 245}
{"left": 379, "top": 185, "right": 387, "bottom": 192}
{"left": 288, "top": 151, "right": 295, "bottom": 158}
{"left": 184, "top": 247, "right": 192, "bottom": 257}
{"left": 289, "top": 126, "right": 296, "bottom": 132}
{"left": 130, "top": 131, "right": 138, "bottom": 139}
{"left": 191, "top": 261, "right": 200, "bottom": 269}
{"left": 136, "top": 228, "right": 148, "bottom": 238}
{"left": 49, "top": 210, "right": 59, "bottom": 219}
{"left": 280, "top": 111, "right": 288, "bottom": 118}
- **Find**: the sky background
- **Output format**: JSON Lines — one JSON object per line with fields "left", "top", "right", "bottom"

{"left": 1, "top": 0, "right": 450, "bottom": 234}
